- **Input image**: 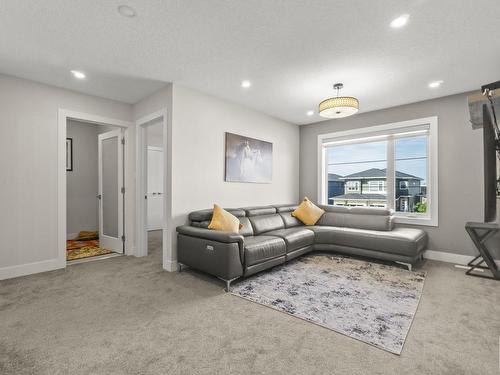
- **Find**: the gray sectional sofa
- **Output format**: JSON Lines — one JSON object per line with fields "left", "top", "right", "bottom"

{"left": 176, "top": 204, "right": 428, "bottom": 290}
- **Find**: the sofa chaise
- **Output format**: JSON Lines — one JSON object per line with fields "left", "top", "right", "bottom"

{"left": 176, "top": 204, "right": 428, "bottom": 290}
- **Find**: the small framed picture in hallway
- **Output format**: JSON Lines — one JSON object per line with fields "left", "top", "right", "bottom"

{"left": 225, "top": 132, "right": 272, "bottom": 183}
{"left": 66, "top": 138, "right": 73, "bottom": 171}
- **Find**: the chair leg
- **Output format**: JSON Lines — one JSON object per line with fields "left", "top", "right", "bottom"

{"left": 218, "top": 277, "right": 239, "bottom": 292}
{"left": 396, "top": 261, "right": 412, "bottom": 271}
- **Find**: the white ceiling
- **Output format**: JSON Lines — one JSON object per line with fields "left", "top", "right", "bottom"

{"left": 1, "top": 1, "right": 499, "bottom": 124}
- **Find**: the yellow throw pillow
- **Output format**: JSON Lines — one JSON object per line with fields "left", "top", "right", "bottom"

{"left": 292, "top": 197, "right": 325, "bottom": 225}
{"left": 208, "top": 204, "right": 243, "bottom": 232}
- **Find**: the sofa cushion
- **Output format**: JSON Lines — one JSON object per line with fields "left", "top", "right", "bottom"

{"left": 279, "top": 211, "right": 303, "bottom": 228}
{"left": 249, "top": 214, "right": 285, "bottom": 235}
{"left": 244, "top": 236, "right": 286, "bottom": 266}
{"left": 317, "top": 205, "right": 393, "bottom": 231}
{"left": 191, "top": 216, "right": 254, "bottom": 236}
{"left": 189, "top": 208, "right": 245, "bottom": 222}
{"left": 308, "top": 226, "right": 427, "bottom": 257}
{"left": 237, "top": 217, "right": 255, "bottom": 237}
{"left": 244, "top": 206, "right": 277, "bottom": 216}
{"left": 275, "top": 205, "right": 302, "bottom": 227}
{"left": 274, "top": 204, "right": 298, "bottom": 213}
{"left": 264, "top": 228, "right": 315, "bottom": 252}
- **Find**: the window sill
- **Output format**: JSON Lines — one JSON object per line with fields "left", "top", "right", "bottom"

{"left": 394, "top": 215, "right": 438, "bottom": 227}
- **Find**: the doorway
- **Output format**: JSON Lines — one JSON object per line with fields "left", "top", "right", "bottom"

{"left": 135, "top": 110, "right": 168, "bottom": 263}
{"left": 58, "top": 109, "right": 133, "bottom": 267}
{"left": 65, "top": 120, "right": 125, "bottom": 262}
{"left": 147, "top": 145, "right": 164, "bottom": 231}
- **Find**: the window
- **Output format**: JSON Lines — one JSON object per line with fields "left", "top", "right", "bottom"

{"left": 326, "top": 139, "right": 387, "bottom": 208}
{"left": 319, "top": 117, "right": 438, "bottom": 226}
{"left": 368, "top": 180, "right": 386, "bottom": 192}
{"left": 346, "top": 181, "right": 360, "bottom": 191}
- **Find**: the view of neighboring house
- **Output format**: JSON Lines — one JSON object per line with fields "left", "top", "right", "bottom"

{"left": 328, "top": 168, "right": 426, "bottom": 212}
{"left": 327, "top": 173, "right": 344, "bottom": 199}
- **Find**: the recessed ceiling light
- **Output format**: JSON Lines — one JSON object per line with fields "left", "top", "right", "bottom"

{"left": 390, "top": 14, "right": 409, "bottom": 28}
{"left": 241, "top": 80, "right": 251, "bottom": 88}
{"left": 428, "top": 80, "right": 444, "bottom": 88}
{"left": 307, "top": 110, "right": 314, "bottom": 116}
{"left": 70, "top": 70, "right": 86, "bottom": 80}
{"left": 118, "top": 5, "right": 137, "bottom": 18}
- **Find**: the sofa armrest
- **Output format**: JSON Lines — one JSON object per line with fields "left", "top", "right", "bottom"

{"left": 176, "top": 226, "right": 245, "bottom": 280}
{"left": 176, "top": 225, "right": 244, "bottom": 244}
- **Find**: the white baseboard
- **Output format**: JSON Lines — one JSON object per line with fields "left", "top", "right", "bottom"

{"left": 423, "top": 250, "right": 474, "bottom": 265}
{"left": 0, "top": 258, "right": 65, "bottom": 281}
{"left": 423, "top": 249, "right": 500, "bottom": 267}
{"left": 163, "top": 259, "right": 178, "bottom": 272}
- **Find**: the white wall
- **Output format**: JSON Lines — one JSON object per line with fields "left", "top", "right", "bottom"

{"left": 170, "top": 85, "right": 300, "bottom": 263}
{"left": 0, "top": 74, "right": 133, "bottom": 279}
{"left": 0, "top": 76, "right": 301, "bottom": 278}
{"left": 300, "top": 92, "right": 487, "bottom": 257}
{"left": 132, "top": 84, "right": 300, "bottom": 269}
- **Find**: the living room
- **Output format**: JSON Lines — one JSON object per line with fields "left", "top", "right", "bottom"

{"left": 0, "top": 1, "right": 499, "bottom": 374}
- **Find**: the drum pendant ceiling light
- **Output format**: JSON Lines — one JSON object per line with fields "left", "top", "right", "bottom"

{"left": 319, "top": 83, "right": 359, "bottom": 119}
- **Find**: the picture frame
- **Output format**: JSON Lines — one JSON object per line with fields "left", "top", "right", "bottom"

{"left": 66, "top": 138, "right": 73, "bottom": 171}
{"left": 224, "top": 132, "right": 272, "bottom": 183}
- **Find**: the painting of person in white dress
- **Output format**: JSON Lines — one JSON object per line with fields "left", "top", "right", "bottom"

{"left": 225, "top": 133, "right": 272, "bottom": 183}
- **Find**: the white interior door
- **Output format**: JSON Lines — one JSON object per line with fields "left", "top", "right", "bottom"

{"left": 98, "top": 129, "right": 124, "bottom": 253}
{"left": 147, "top": 147, "right": 164, "bottom": 230}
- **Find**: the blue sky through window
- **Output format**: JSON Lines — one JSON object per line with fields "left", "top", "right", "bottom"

{"left": 327, "top": 136, "right": 427, "bottom": 183}
{"left": 395, "top": 136, "right": 427, "bottom": 184}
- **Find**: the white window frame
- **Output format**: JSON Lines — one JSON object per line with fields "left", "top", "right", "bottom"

{"left": 317, "top": 116, "right": 438, "bottom": 226}
{"left": 399, "top": 180, "right": 409, "bottom": 189}
{"left": 368, "top": 180, "right": 386, "bottom": 192}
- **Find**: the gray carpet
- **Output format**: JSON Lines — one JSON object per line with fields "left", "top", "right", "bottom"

{"left": 231, "top": 255, "right": 425, "bottom": 354}
{"left": 0, "top": 230, "right": 499, "bottom": 374}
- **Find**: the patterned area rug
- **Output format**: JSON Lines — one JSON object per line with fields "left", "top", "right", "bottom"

{"left": 231, "top": 255, "right": 425, "bottom": 354}
{"left": 66, "top": 239, "right": 112, "bottom": 261}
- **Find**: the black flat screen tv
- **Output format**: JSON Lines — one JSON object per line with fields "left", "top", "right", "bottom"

{"left": 482, "top": 104, "right": 498, "bottom": 222}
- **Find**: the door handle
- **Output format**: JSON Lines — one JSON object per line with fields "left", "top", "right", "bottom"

{"left": 97, "top": 194, "right": 102, "bottom": 199}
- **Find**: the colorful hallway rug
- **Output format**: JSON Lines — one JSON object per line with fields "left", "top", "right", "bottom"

{"left": 231, "top": 255, "right": 425, "bottom": 355}
{"left": 66, "top": 239, "right": 112, "bottom": 261}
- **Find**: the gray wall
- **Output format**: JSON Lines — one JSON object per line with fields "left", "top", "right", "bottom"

{"left": 66, "top": 120, "right": 99, "bottom": 235}
{"left": 300, "top": 92, "right": 489, "bottom": 256}
{"left": 66, "top": 121, "right": 121, "bottom": 236}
